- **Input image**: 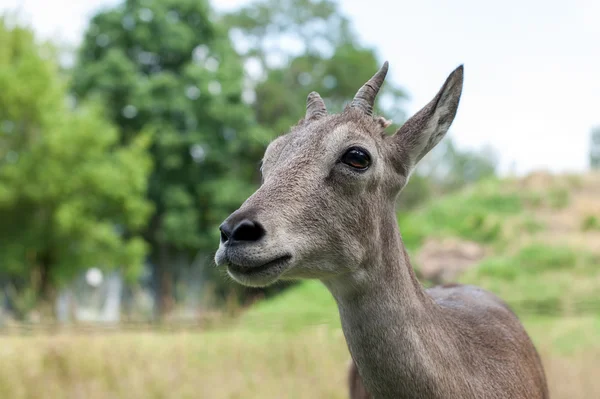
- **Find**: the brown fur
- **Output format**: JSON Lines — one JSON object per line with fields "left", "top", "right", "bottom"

{"left": 215, "top": 64, "right": 549, "bottom": 399}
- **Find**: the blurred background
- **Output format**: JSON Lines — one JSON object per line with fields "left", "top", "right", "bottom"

{"left": 0, "top": 0, "right": 598, "bottom": 397}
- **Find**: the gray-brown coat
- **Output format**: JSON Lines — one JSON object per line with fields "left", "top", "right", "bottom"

{"left": 215, "top": 62, "right": 549, "bottom": 399}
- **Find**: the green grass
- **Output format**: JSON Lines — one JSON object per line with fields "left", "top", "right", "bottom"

{"left": 519, "top": 215, "right": 546, "bottom": 234}
{"left": 460, "top": 244, "right": 600, "bottom": 316}
{"left": 522, "top": 184, "right": 572, "bottom": 210}
{"left": 581, "top": 214, "right": 600, "bottom": 231}
{"left": 398, "top": 179, "right": 524, "bottom": 250}
{"left": 395, "top": 175, "right": 599, "bottom": 317}
{"left": 238, "top": 280, "right": 339, "bottom": 332}
{"left": 471, "top": 244, "right": 592, "bottom": 280}
{"left": 524, "top": 316, "right": 600, "bottom": 355}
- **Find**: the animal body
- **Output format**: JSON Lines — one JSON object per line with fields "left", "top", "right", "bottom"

{"left": 215, "top": 62, "right": 549, "bottom": 399}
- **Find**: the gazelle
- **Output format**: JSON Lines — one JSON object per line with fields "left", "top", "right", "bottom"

{"left": 215, "top": 62, "right": 548, "bottom": 398}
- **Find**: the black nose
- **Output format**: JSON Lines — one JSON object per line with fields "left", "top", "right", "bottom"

{"left": 219, "top": 219, "right": 265, "bottom": 244}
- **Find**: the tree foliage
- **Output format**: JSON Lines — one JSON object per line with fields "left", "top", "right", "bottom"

{"left": 71, "top": 0, "right": 269, "bottom": 313}
{"left": 225, "top": 0, "right": 407, "bottom": 136}
{"left": 0, "top": 17, "right": 152, "bottom": 312}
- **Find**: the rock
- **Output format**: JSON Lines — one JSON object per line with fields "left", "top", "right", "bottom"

{"left": 416, "top": 238, "right": 486, "bottom": 284}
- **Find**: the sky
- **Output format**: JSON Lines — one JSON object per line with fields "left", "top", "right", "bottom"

{"left": 2, "top": 0, "right": 599, "bottom": 175}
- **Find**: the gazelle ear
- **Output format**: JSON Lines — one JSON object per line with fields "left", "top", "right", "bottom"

{"left": 392, "top": 65, "right": 463, "bottom": 173}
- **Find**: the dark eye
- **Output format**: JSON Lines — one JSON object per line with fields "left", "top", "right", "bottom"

{"left": 341, "top": 147, "right": 371, "bottom": 170}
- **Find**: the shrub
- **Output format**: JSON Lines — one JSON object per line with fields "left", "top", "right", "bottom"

{"left": 581, "top": 215, "right": 600, "bottom": 231}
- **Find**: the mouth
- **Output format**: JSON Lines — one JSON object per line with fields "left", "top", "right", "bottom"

{"left": 227, "top": 255, "right": 292, "bottom": 280}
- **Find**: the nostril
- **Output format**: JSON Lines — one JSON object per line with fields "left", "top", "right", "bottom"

{"left": 219, "top": 223, "right": 232, "bottom": 244}
{"left": 231, "top": 219, "right": 265, "bottom": 242}
{"left": 220, "top": 230, "right": 229, "bottom": 243}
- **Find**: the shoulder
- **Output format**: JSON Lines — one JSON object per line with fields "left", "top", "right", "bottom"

{"left": 426, "top": 283, "right": 533, "bottom": 354}
{"left": 426, "top": 283, "right": 517, "bottom": 319}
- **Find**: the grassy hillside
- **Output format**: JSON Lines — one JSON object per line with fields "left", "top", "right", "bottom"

{"left": 2, "top": 172, "right": 599, "bottom": 398}
{"left": 403, "top": 172, "right": 600, "bottom": 316}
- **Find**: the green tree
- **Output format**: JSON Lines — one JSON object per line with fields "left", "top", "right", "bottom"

{"left": 71, "top": 0, "right": 268, "bottom": 315}
{"left": 225, "top": 0, "right": 407, "bottom": 136}
{"left": 0, "top": 17, "right": 152, "bottom": 317}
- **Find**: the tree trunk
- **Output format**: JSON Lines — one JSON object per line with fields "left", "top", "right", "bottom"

{"left": 36, "top": 253, "right": 56, "bottom": 308}
{"left": 154, "top": 241, "right": 174, "bottom": 320}
{"left": 32, "top": 252, "right": 56, "bottom": 319}
{"left": 38, "top": 258, "right": 53, "bottom": 303}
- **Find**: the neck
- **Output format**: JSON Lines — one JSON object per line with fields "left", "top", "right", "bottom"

{"left": 323, "top": 213, "right": 449, "bottom": 398}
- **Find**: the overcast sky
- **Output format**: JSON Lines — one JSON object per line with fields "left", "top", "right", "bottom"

{"left": 2, "top": 0, "right": 599, "bottom": 175}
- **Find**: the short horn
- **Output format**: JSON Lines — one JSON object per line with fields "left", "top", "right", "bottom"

{"left": 349, "top": 61, "right": 389, "bottom": 116}
{"left": 306, "top": 91, "right": 327, "bottom": 120}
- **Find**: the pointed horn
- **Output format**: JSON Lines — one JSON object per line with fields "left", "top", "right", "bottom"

{"left": 306, "top": 91, "right": 327, "bottom": 120}
{"left": 349, "top": 61, "right": 389, "bottom": 116}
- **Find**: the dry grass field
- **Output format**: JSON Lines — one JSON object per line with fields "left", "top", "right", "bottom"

{"left": 0, "top": 314, "right": 598, "bottom": 399}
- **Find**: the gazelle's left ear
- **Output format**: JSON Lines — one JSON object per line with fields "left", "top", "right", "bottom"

{"left": 392, "top": 65, "right": 463, "bottom": 172}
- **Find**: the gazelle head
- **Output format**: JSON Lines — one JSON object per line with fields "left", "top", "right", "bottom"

{"left": 215, "top": 62, "right": 463, "bottom": 287}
